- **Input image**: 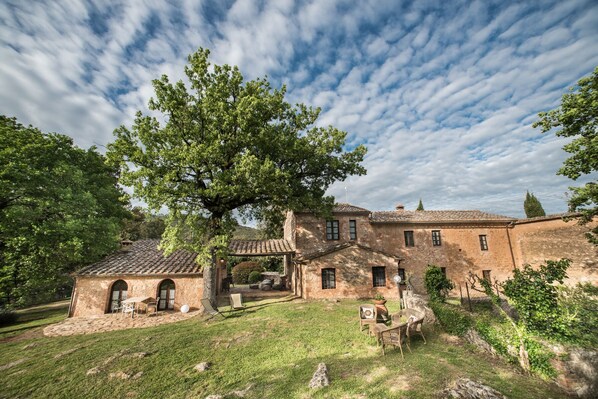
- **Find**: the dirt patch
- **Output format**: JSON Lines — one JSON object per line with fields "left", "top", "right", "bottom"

{"left": 0, "top": 327, "right": 44, "bottom": 343}
{"left": 387, "top": 374, "right": 422, "bottom": 393}
{"left": 364, "top": 366, "right": 389, "bottom": 383}
{"left": 439, "top": 333, "right": 462, "bottom": 345}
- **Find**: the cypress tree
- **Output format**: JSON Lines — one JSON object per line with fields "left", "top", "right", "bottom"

{"left": 524, "top": 191, "right": 546, "bottom": 218}
{"left": 416, "top": 198, "right": 424, "bottom": 211}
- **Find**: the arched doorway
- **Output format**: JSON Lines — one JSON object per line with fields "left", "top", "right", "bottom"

{"left": 158, "top": 279, "right": 175, "bottom": 310}
{"left": 108, "top": 280, "right": 128, "bottom": 312}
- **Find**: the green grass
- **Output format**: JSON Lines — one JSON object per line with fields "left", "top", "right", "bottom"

{"left": 0, "top": 300, "right": 69, "bottom": 340}
{"left": 0, "top": 299, "right": 571, "bottom": 398}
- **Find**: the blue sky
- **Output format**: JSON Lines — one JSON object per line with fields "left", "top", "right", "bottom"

{"left": 1, "top": 0, "right": 597, "bottom": 218}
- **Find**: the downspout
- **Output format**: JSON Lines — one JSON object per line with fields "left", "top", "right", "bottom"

{"left": 506, "top": 222, "right": 517, "bottom": 269}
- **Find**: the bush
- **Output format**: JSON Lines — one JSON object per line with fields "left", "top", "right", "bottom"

{"left": 248, "top": 271, "right": 262, "bottom": 284}
{"left": 0, "top": 308, "right": 18, "bottom": 326}
{"left": 557, "top": 283, "right": 598, "bottom": 347}
{"left": 429, "top": 301, "right": 472, "bottom": 336}
{"left": 232, "top": 261, "right": 263, "bottom": 284}
{"left": 424, "top": 264, "right": 454, "bottom": 302}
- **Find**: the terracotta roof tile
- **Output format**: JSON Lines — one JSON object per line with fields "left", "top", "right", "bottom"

{"left": 370, "top": 210, "right": 515, "bottom": 223}
{"left": 333, "top": 203, "right": 370, "bottom": 213}
{"left": 75, "top": 240, "right": 201, "bottom": 276}
{"left": 514, "top": 212, "right": 579, "bottom": 224}
{"left": 228, "top": 239, "right": 294, "bottom": 256}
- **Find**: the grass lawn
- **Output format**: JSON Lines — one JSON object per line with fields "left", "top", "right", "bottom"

{"left": 0, "top": 299, "right": 571, "bottom": 398}
{"left": 0, "top": 300, "right": 70, "bottom": 340}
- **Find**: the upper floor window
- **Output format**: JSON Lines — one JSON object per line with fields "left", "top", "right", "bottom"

{"left": 432, "top": 230, "right": 442, "bottom": 246}
{"left": 326, "top": 220, "right": 339, "bottom": 240}
{"left": 404, "top": 231, "right": 414, "bottom": 247}
{"left": 479, "top": 235, "right": 488, "bottom": 251}
{"left": 322, "top": 268, "right": 336, "bottom": 289}
{"left": 372, "top": 266, "right": 386, "bottom": 287}
{"left": 349, "top": 220, "right": 357, "bottom": 240}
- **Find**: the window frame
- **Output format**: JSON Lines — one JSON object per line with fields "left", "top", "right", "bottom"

{"left": 108, "top": 280, "right": 128, "bottom": 313}
{"left": 321, "top": 268, "right": 336, "bottom": 289}
{"left": 158, "top": 279, "right": 176, "bottom": 310}
{"left": 372, "top": 266, "right": 386, "bottom": 288}
{"left": 398, "top": 268, "right": 406, "bottom": 283}
{"left": 432, "top": 230, "right": 442, "bottom": 246}
{"left": 349, "top": 220, "right": 357, "bottom": 240}
{"left": 479, "top": 234, "right": 488, "bottom": 251}
{"left": 326, "top": 220, "right": 340, "bottom": 240}
{"left": 404, "top": 230, "right": 415, "bottom": 247}
{"left": 482, "top": 270, "right": 491, "bottom": 282}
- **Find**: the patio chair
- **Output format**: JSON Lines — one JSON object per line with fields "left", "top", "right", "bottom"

{"left": 229, "top": 293, "right": 246, "bottom": 312}
{"left": 201, "top": 298, "right": 225, "bottom": 319}
{"left": 122, "top": 302, "right": 135, "bottom": 318}
{"left": 379, "top": 322, "right": 410, "bottom": 358}
{"left": 359, "top": 304, "right": 378, "bottom": 335}
{"left": 392, "top": 308, "right": 426, "bottom": 345}
{"left": 146, "top": 297, "right": 159, "bottom": 317}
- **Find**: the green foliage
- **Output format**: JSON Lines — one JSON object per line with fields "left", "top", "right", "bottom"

{"left": 523, "top": 191, "right": 546, "bottom": 218}
{"left": 524, "top": 338, "right": 557, "bottom": 379}
{"left": 0, "top": 116, "right": 128, "bottom": 306}
{"left": 232, "top": 261, "right": 263, "bottom": 284}
{"left": 556, "top": 283, "right": 598, "bottom": 347}
{"left": 248, "top": 271, "right": 262, "bottom": 284}
{"left": 416, "top": 198, "right": 424, "bottom": 211}
{"left": 121, "top": 207, "right": 165, "bottom": 240}
{"left": 534, "top": 66, "right": 598, "bottom": 244}
{"left": 502, "top": 259, "right": 570, "bottom": 336}
{"left": 424, "top": 265, "right": 455, "bottom": 302}
{"left": 373, "top": 293, "right": 385, "bottom": 301}
{"left": 0, "top": 308, "right": 17, "bottom": 326}
{"left": 107, "top": 48, "right": 367, "bottom": 301}
{"left": 429, "top": 301, "right": 472, "bottom": 336}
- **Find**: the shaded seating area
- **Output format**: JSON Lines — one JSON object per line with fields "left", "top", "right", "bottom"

{"left": 230, "top": 293, "right": 246, "bottom": 312}
{"left": 358, "top": 304, "right": 378, "bottom": 335}
{"left": 392, "top": 308, "right": 426, "bottom": 345}
{"left": 201, "top": 298, "right": 225, "bottom": 319}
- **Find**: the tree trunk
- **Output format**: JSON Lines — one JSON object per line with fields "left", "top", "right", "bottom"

{"left": 202, "top": 249, "right": 218, "bottom": 308}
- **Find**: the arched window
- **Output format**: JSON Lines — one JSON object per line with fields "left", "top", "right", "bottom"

{"left": 109, "top": 280, "right": 128, "bottom": 312}
{"left": 158, "top": 279, "right": 175, "bottom": 310}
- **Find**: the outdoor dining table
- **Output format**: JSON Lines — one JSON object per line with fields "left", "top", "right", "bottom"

{"left": 121, "top": 296, "right": 153, "bottom": 317}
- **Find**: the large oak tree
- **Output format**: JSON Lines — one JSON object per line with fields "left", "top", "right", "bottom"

{"left": 107, "top": 48, "right": 367, "bottom": 304}
{"left": 534, "top": 66, "right": 598, "bottom": 244}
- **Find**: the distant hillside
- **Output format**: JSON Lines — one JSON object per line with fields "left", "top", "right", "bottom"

{"left": 232, "top": 225, "right": 262, "bottom": 240}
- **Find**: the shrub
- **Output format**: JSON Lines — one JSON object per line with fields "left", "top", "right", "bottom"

{"left": 248, "top": 271, "right": 262, "bottom": 284}
{"left": 0, "top": 308, "right": 18, "bottom": 326}
{"left": 557, "top": 282, "right": 598, "bottom": 347}
{"left": 424, "top": 264, "right": 454, "bottom": 302}
{"left": 232, "top": 261, "right": 263, "bottom": 284}
{"left": 429, "top": 301, "right": 472, "bottom": 336}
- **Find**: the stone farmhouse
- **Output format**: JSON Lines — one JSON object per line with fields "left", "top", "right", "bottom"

{"left": 69, "top": 203, "right": 597, "bottom": 317}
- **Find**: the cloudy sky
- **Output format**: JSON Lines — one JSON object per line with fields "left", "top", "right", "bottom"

{"left": 1, "top": 0, "right": 597, "bottom": 218}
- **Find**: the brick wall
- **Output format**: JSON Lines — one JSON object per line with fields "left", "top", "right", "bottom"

{"left": 71, "top": 275, "right": 203, "bottom": 317}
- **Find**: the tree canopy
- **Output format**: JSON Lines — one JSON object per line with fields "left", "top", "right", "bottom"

{"left": 107, "top": 48, "right": 367, "bottom": 302}
{"left": 0, "top": 116, "right": 128, "bottom": 306}
{"left": 533, "top": 66, "right": 598, "bottom": 244}
{"left": 523, "top": 191, "right": 546, "bottom": 218}
{"left": 416, "top": 198, "right": 424, "bottom": 211}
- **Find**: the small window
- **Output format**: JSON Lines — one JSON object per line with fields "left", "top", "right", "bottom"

{"left": 440, "top": 267, "right": 447, "bottom": 277}
{"left": 432, "top": 230, "right": 442, "bottom": 246}
{"left": 158, "top": 279, "right": 175, "bottom": 310}
{"left": 404, "top": 231, "right": 414, "bottom": 247}
{"left": 322, "top": 268, "right": 336, "bottom": 289}
{"left": 326, "top": 220, "right": 339, "bottom": 240}
{"left": 372, "top": 266, "right": 386, "bottom": 287}
{"left": 109, "top": 280, "right": 128, "bottom": 312}
{"left": 349, "top": 220, "right": 357, "bottom": 240}
{"left": 482, "top": 270, "right": 491, "bottom": 282}
{"left": 479, "top": 235, "right": 488, "bottom": 251}
{"left": 398, "top": 268, "right": 406, "bottom": 282}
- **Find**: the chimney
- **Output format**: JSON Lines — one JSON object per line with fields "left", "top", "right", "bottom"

{"left": 395, "top": 203, "right": 405, "bottom": 211}
{"left": 121, "top": 240, "right": 133, "bottom": 251}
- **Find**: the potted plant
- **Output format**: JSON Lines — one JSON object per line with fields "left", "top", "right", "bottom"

{"left": 373, "top": 293, "right": 386, "bottom": 305}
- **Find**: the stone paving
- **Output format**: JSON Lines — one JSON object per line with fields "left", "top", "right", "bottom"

{"left": 43, "top": 310, "right": 201, "bottom": 337}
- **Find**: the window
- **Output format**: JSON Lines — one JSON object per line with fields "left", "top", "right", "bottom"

{"left": 372, "top": 266, "right": 386, "bottom": 287}
{"left": 440, "top": 267, "right": 447, "bottom": 277}
{"left": 479, "top": 235, "right": 488, "bottom": 251}
{"left": 349, "top": 220, "right": 357, "bottom": 240}
{"left": 158, "top": 279, "right": 175, "bottom": 310}
{"left": 482, "top": 270, "right": 491, "bottom": 282}
{"left": 322, "top": 268, "right": 336, "bottom": 289}
{"left": 404, "top": 231, "right": 414, "bottom": 247}
{"left": 108, "top": 280, "right": 128, "bottom": 312}
{"left": 432, "top": 230, "right": 442, "bottom": 246}
{"left": 398, "top": 268, "right": 406, "bottom": 282}
{"left": 326, "top": 220, "right": 339, "bottom": 240}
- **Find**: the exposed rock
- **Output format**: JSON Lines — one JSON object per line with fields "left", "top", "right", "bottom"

{"left": 205, "top": 395, "right": 223, "bottom": 399}
{"left": 131, "top": 372, "right": 143, "bottom": 380}
{"left": 195, "top": 362, "right": 211, "bottom": 372}
{"left": 128, "top": 352, "right": 150, "bottom": 358}
{"left": 231, "top": 383, "right": 254, "bottom": 397}
{"left": 403, "top": 291, "right": 436, "bottom": 324}
{"left": 464, "top": 329, "right": 497, "bottom": 357}
{"left": 553, "top": 348, "right": 598, "bottom": 398}
{"left": 440, "top": 378, "right": 508, "bottom": 399}
{"left": 109, "top": 371, "right": 131, "bottom": 380}
{"left": 309, "top": 363, "right": 330, "bottom": 389}
{"left": 86, "top": 367, "right": 101, "bottom": 376}
{"left": 249, "top": 284, "right": 259, "bottom": 289}
{"left": 272, "top": 283, "right": 282, "bottom": 290}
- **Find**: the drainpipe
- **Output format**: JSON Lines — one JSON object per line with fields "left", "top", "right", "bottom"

{"left": 506, "top": 222, "right": 517, "bottom": 269}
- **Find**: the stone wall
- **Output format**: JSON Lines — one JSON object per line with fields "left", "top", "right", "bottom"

{"left": 302, "top": 246, "right": 399, "bottom": 299}
{"left": 510, "top": 217, "right": 598, "bottom": 284}
{"left": 70, "top": 275, "right": 203, "bottom": 317}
